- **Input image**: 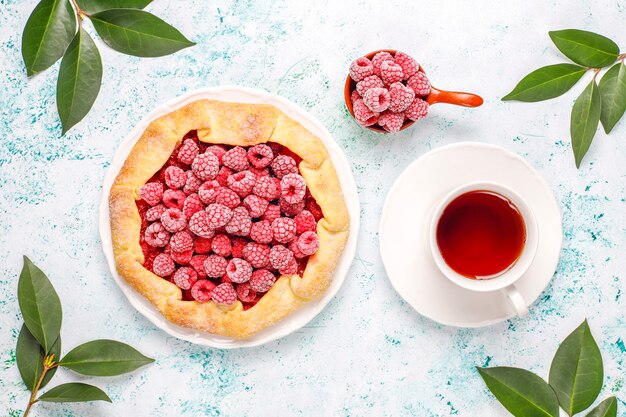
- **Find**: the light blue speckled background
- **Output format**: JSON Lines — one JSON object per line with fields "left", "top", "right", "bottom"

{"left": 1, "top": 1, "right": 625, "bottom": 416}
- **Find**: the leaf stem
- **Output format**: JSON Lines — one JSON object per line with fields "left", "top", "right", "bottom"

{"left": 69, "top": 0, "right": 89, "bottom": 21}
{"left": 23, "top": 354, "right": 58, "bottom": 417}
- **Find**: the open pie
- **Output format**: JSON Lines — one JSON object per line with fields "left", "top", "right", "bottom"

{"left": 109, "top": 99, "right": 350, "bottom": 339}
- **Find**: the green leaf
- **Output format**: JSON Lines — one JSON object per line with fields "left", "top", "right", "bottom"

{"left": 90, "top": 9, "right": 195, "bottom": 57}
{"left": 16, "top": 325, "right": 61, "bottom": 391}
{"left": 60, "top": 339, "right": 154, "bottom": 376}
{"left": 38, "top": 383, "right": 111, "bottom": 403}
{"left": 571, "top": 79, "right": 601, "bottom": 168}
{"left": 549, "top": 29, "right": 619, "bottom": 68}
{"left": 17, "top": 256, "right": 62, "bottom": 354}
{"left": 477, "top": 367, "right": 559, "bottom": 417}
{"left": 21, "top": 0, "right": 77, "bottom": 76}
{"left": 57, "top": 27, "right": 103, "bottom": 134}
{"left": 598, "top": 62, "right": 626, "bottom": 133}
{"left": 502, "top": 64, "right": 587, "bottom": 102}
{"left": 549, "top": 320, "right": 604, "bottom": 415}
{"left": 585, "top": 397, "right": 618, "bottom": 417}
{"left": 76, "top": 0, "right": 152, "bottom": 14}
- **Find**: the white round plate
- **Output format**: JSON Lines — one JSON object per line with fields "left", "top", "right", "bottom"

{"left": 380, "top": 142, "right": 562, "bottom": 327}
{"left": 99, "top": 86, "right": 360, "bottom": 348}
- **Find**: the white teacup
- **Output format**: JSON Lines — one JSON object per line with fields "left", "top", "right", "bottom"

{"left": 428, "top": 181, "right": 539, "bottom": 316}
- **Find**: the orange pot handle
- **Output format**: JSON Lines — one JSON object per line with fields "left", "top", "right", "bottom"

{"left": 426, "top": 86, "right": 483, "bottom": 107}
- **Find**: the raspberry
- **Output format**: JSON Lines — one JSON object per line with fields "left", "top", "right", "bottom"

{"left": 146, "top": 204, "right": 166, "bottom": 222}
{"left": 388, "top": 82, "right": 416, "bottom": 113}
{"left": 139, "top": 182, "right": 163, "bottom": 206}
{"left": 242, "top": 242, "right": 270, "bottom": 268}
{"left": 205, "top": 203, "right": 233, "bottom": 229}
{"left": 225, "top": 206, "right": 251, "bottom": 236}
{"left": 173, "top": 267, "right": 198, "bottom": 290}
{"left": 371, "top": 51, "right": 394, "bottom": 77}
{"left": 227, "top": 170, "right": 256, "bottom": 197}
{"left": 170, "top": 231, "right": 194, "bottom": 252}
{"left": 272, "top": 217, "right": 297, "bottom": 243}
{"left": 194, "top": 237, "right": 212, "bottom": 254}
{"left": 191, "top": 152, "right": 219, "bottom": 181}
{"left": 223, "top": 147, "right": 250, "bottom": 172}
{"left": 280, "top": 173, "right": 307, "bottom": 204}
{"left": 236, "top": 282, "right": 257, "bottom": 303}
{"left": 407, "top": 72, "right": 431, "bottom": 96}
{"left": 249, "top": 269, "right": 276, "bottom": 293}
{"left": 356, "top": 75, "right": 384, "bottom": 96}
{"left": 353, "top": 99, "right": 379, "bottom": 127}
{"left": 145, "top": 222, "right": 170, "bottom": 247}
{"left": 294, "top": 210, "right": 317, "bottom": 234}
{"left": 378, "top": 111, "right": 405, "bottom": 133}
{"left": 188, "top": 211, "right": 215, "bottom": 238}
{"left": 253, "top": 176, "right": 281, "bottom": 200}
{"left": 243, "top": 195, "right": 269, "bottom": 218}
{"left": 351, "top": 90, "right": 361, "bottom": 104}
{"left": 161, "top": 208, "right": 187, "bottom": 232}
{"left": 249, "top": 220, "right": 273, "bottom": 244}
{"left": 212, "top": 283, "right": 237, "bottom": 305}
{"left": 362, "top": 87, "right": 391, "bottom": 113}
{"left": 205, "top": 145, "right": 227, "bottom": 164}
{"left": 394, "top": 51, "right": 419, "bottom": 79}
{"left": 189, "top": 255, "right": 208, "bottom": 278}
{"left": 380, "top": 61, "right": 404, "bottom": 86}
{"left": 349, "top": 56, "right": 375, "bottom": 82}
{"left": 212, "top": 234, "right": 232, "bottom": 257}
{"left": 162, "top": 189, "right": 186, "bottom": 210}
{"left": 198, "top": 180, "right": 220, "bottom": 204}
{"left": 231, "top": 237, "right": 247, "bottom": 258}
{"left": 262, "top": 204, "right": 281, "bottom": 224}
{"left": 152, "top": 253, "right": 175, "bottom": 277}
{"left": 296, "top": 231, "right": 319, "bottom": 256}
{"left": 279, "top": 257, "right": 298, "bottom": 275}
{"left": 204, "top": 254, "right": 228, "bottom": 278}
{"left": 270, "top": 245, "right": 294, "bottom": 270}
{"left": 215, "top": 187, "right": 241, "bottom": 209}
{"left": 191, "top": 279, "right": 216, "bottom": 302}
{"left": 405, "top": 97, "right": 429, "bottom": 121}
{"left": 221, "top": 274, "right": 232, "bottom": 284}
{"left": 171, "top": 249, "right": 193, "bottom": 265}
{"left": 177, "top": 139, "right": 199, "bottom": 164}
{"left": 183, "top": 171, "right": 203, "bottom": 195}
{"left": 226, "top": 258, "right": 252, "bottom": 283}
{"left": 268, "top": 142, "right": 282, "bottom": 156}
{"left": 306, "top": 198, "right": 323, "bottom": 221}
{"left": 215, "top": 166, "right": 233, "bottom": 187}
{"left": 270, "top": 155, "right": 298, "bottom": 179}
{"left": 279, "top": 198, "right": 304, "bottom": 217}
{"left": 289, "top": 240, "right": 307, "bottom": 259}
{"left": 164, "top": 166, "right": 187, "bottom": 189}
{"left": 247, "top": 144, "right": 274, "bottom": 168}
{"left": 182, "top": 193, "right": 204, "bottom": 219}
{"left": 250, "top": 167, "right": 269, "bottom": 179}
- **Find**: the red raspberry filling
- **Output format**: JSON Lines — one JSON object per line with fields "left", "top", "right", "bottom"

{"left": 135, "top": 131, "right": 322, "bottom": 308}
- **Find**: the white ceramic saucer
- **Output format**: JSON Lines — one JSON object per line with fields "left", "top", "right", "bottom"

{"left": 99, "top": 86, "right": 360, "bottom": 348}
{"left": 379, "top": 142, "right": 562, "bottom": 327}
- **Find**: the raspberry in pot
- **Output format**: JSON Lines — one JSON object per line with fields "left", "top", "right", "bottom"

{"left": 351, "top": 90, "right": 361, "bottom": 104}
{"left": 204, "top": 254, "right": 228, "bottom": 278}
{"left": 145, "top": 222, "right": 170, "bottom": 247}
{"left": 247, "top": 144, "right": 274, "bottom": 168}
{"left": 182, "top": 193, "right": 204, "bottom": 219}
{"left": 191, "top": 152, "right": 219, "bottom": 181}
{"left": 171, "top": 249, "right": 193, "bottom": 265}
{"left": 407, "top": 72, "right": 431, "bottom": 96}
{"left": 270, "top": 244, "right": 294, "bottom": 270}
{"left": 378, "top": 111, "right": 405, "bottom": 133}
{"left": 242, "top": 242, "right": 270, "bottom": 268}
{"left": 227, "top": 170, "right": 256, "bottom": 197}
{"left": 380, "top": 61, "right": 404, "bottom": 86}
{"left": 163, "top": 189, "right": 186, "bottom": 210}
{"left": 250, "top": 220, "right": 273, "bottom": 244}
{"left": 183, "top": 171, "right": 203, "bottom": 195}
{"left": 280, "top": 173, "right": 307, "bottom": 204}
{"left": 243, "top": 194, "right": 269, "bottom": 218}
{"left": 270, "top": 155, "right": 298, "bottom": 179}
{"left": 236, "top": 282, "right": 257, "bottom": 303}
{"left": 189, "top": 255, "right": 208, "bottom": 278}
{"left": 388, "top": 82, "right": 416, "bottom": 113}
{"left": 279, "top": 257, "right": 298, "bottom": 275}
{"left": 173, "top": 267, "right": 198, "bottom": 290}
{"left": 253, "top": 176, "right": 281, "bottom": 200}
{"left": 153, "top": 253, "right": 175, "bottom": 277}
{"left": 205, "top": 203, "right": 233, "bottom": 229}
{"left": 296, "top": 231, "right": 320, "bottom": 256}
{"left": 212, "top": 234, "right": 232, "bottom": 257}
{"left": 231, "top": 237, "right": 247, "bottom": 258}
{"left": 164, "top": 166, "right": 187, "bottom": 189}
{"left": 140, "top": 182, "right": 164, "bottom": 206}
{"left": 177, "top": 139, "right": 199, "bottom": 164}
{"left": 363, "top": 87, "right": 391, "bottom": 113}
{"left": 371, "top": 51, "right": 394, "bottom": 77}
{"left": 356, "top": 75, "right": 384, "bottom": 97}
{"left": 249, "top": 269, "right": 276, "bottom": 293}
{"left": 405, "top": 97, "right": 429, "bottom": 121}
{"left": 294, "top": 210, "right": 317, "bottom": 234}
{"left": 191, "top": 279, "right": 216, "bottom": 302}
{"left": 279, "top": 197, "right": 305, "bottom": 217}
{"left": 226, "top": 258, "right": 253, "bottom": 283}
{"left": 353, "top": 99, "right": 379, "bottom": 127}
{"left": 215, "top": 187, "right": 241, "bottom": 209}
{"left": 205, "top": 145, "right": 227, "bottom": 164}
{"left": 170, "top": 231, "right": 193, "bottom": 252}
{"left": 212, "top": 283, "right": 237, "bottom": 305}
{"left": 225, "top": 206, "right": 252, "bottom": 236}
{"left": 198, "top": 180, "right": 220, "bottom": 204}
{"left": 161, "top": 208, "right": 187, "bottom": 232}
{"left": 146, "top": 204, "right": 167, "bottom": 222}
{"left": 394, "top": 51, "right": 419, "bottom": 79}
{"left": 223, "top": 146, "right": 250, "bottom": 172}
{"left": 194, "top": 237, "right": 212, "bottom": 254}
{"left": 349, "top": 56, "right": 375, "bottom": 82}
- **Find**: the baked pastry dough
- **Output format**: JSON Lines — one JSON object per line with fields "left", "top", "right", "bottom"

{"left": 109, "top": 99, "right": 350, "bottom": 338}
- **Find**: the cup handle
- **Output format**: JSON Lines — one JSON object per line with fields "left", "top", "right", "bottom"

{"left": 503, "top": 285, "right": 529, "bottom": 317}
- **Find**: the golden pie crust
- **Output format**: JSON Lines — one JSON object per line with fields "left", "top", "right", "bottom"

{"left": 109, "top": 99, "right": 350, "bottom": 339}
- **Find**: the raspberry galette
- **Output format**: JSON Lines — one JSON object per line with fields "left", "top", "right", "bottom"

{"left": 109, "top": 100, "right": 350, "bottom": 338}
